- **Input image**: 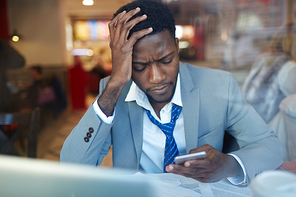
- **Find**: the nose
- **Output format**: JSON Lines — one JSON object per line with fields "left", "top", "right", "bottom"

{"left": 149, "top": 63, "right": 165, "bottom": 83}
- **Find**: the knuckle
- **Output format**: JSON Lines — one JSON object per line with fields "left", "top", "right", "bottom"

{"left": 173, "top": 165, "right": 180, "bottom": 171}
{"left": 189, "top": 160, "right": 199, "bottom": 166}
{"left": 131, "top": 32, "right": 142, "bottom": 39}
{"left": 120, "top": 46, "right": 129, "bottom": 54}
{"left": 110, "top": 42, "right": 116, "bottom": 48}
{"left": 118, "top": 17, "right": 126, "bottom": 24}
{"left": 204, "top": 144, "right": 211, "bottom": 149}
{"left": 206, "top": 159, "right": 212, "bottom": 166}
{"left": 198, "top": 175, "right": 211, "bottom": 183}
{"left": 191, "top": 168, "right": 200, "bottom": 174}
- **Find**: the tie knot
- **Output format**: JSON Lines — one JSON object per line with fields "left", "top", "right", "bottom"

{"left": 145, "top": 103, "right": 182, "bottom": 137}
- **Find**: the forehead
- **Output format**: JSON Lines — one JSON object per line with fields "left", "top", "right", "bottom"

{"left": 132, "top": 30, "right": 176, "bottom": 61}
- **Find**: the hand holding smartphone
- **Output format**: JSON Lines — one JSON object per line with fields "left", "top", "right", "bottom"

{"left": 174, "top": 151, "right": 207, "bottom": 165}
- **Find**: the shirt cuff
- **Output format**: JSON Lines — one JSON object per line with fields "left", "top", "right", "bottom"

{"left": 227, "top": 153, "right": 248, "bottom": 185}
{"left": 92, "top": 100, "right": 115, "bottom": 124}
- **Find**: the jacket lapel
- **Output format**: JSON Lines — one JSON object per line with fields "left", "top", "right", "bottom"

{"left": 179, "top": 62, "right": 200, "bottom": 153}
{"left": 118, "top": 80, "right": 144, "bottom": 169}
{"left": 128, "top": 100, "right": 144, "bottom": 168}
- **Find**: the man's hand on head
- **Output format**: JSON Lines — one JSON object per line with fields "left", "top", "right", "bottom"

{"left": 108, "top": 7, "right": 153, "bottom": 87}
{"left": 98, "top": 8, "right": 153, "bottom": 117}
{"left": 166, "top": 144, "right": 240, "bottom": 183}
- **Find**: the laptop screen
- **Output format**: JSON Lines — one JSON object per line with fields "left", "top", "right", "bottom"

{"left": 0, "top": 155, "right": 155, "bottom": 197}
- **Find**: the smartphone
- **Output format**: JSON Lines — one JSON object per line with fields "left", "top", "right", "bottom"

{"left": 174, "top": 151, "right": 207, "bottom": 165}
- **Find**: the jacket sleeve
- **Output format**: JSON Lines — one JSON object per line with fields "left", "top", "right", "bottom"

{"left": 60, "top": 77, "right": 113, "bottom": 166}
{"left": 226, "top": 73, "right": 285, "bottom": 183}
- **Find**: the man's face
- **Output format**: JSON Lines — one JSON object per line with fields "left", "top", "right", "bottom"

{"left": 131, "top": 30, "right": 179, "bottom": 107}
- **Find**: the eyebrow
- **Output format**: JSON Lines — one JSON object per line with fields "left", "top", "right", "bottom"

{"left": 132, "top": 51, "right": 175, "bottom": 65}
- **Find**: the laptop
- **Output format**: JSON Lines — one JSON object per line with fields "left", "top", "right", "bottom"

{"left": 0, "top": 155, "right": 156, "bottom": 197}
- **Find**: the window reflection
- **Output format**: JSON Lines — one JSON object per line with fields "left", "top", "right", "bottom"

{"left": 164, "top": 0, "right": 293, "bottom": 69}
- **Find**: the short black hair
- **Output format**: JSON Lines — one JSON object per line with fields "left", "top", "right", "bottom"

{"left": 113, "top": 0, "right": 175, "bottom": 39}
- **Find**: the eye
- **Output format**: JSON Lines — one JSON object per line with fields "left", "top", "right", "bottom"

{"left": 162, "top": 58, "right": 173, "bottom": 65}
{"left": 133, "top": 64, "right": 147, "bottom": 72}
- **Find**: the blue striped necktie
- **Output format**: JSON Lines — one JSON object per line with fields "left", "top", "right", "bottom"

{"left": 145, "top": 103, "right": 182, "bottom": 172}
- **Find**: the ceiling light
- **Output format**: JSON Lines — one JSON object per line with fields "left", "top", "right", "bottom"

{"left": 10, "top": 29, "right": 21, "bottom": 42}
{"left": 12, "top": 35, "right": 20, "bottom": 42}
{"left": 82, "top": 0, "right": 94, "bottom": 6}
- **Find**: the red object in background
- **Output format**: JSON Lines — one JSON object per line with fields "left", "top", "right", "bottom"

{"left": 234, "top": 0, "right": 280, "bottom": 6}
{"left": 3, "top": 124, "right": 19, "bottom": 139}
{"left": 87, "top": 72, "right": 100, "bottom": 94}
{"left": 193, "top": 24, "right": 205, "bottom": 61}
{"left": 4, "top": 124, "right": 19, "bottom": 132}
{"left": 69, "top": 56, "right": 88, "bottom": 110}
{"left": 0, "top": 0, "right": 9, "bottom": 40}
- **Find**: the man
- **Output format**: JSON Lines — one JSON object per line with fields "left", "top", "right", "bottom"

{"left": 61, "top": 0, "right": 284, "bottom": 185}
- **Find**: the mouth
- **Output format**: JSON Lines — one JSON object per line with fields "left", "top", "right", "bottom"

{"left": 148, "top": 84, "right": 170, "bottom": 94}
{"left": 145, "top": 82, "right": 175, "bottom": 104}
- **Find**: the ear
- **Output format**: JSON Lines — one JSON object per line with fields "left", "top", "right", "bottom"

{"left": 175, "top": 38, "right": 179, "bottom": 52}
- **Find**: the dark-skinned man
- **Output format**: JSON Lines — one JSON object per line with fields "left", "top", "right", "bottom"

{"left": 61, "top": 0, "right": 284, "bottom": 185}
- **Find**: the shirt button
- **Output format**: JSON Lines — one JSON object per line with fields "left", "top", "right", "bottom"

{"left": 84, "top": 137, "right": 89, "bottom": 142}
{"left": 87, "top": 132, "right": 92, "bottom": 138}
{"left": 89, "top": 127, "right": 94, "bottom": 133}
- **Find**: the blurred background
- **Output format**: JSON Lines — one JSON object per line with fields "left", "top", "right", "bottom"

{"left": 0, "top": 0, "right": 295, "bottom": 164}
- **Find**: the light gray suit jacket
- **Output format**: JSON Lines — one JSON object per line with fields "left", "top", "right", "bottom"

{"left": 61, "top": 62, "right": 284, "bottom": 182}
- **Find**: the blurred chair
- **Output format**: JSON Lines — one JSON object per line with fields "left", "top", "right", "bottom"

{"left": 0, "top": 108, "right": 40, "bottom": 158}
{"left": 269, "top": 94, "right": 296, "bottom": 162}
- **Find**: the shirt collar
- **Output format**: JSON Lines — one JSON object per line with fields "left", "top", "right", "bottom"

{"left": 125, "top": 73, "right": 182, "bottom": 111}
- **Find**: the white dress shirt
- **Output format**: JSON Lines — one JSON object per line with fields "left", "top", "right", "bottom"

{"left": 93, "top": 74, "right": 246, "bottom": 185}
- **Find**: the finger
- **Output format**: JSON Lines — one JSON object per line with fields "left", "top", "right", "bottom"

{"left": 191, "top": 172, "right": 223, "bottom": 183}
{"left": 166, "top": 164, "right": 205, "bottom": 175}
{"left": 121, "top": 7, "right": 141, "bottom": 24}
{"left": 189, "top": 144, "right": 213, "bottom": 154}
{"left": 169, "top": 171, "right": 191, "bottom": 178}
{"left": 109, "top": 11, "right": 126, "bottom": 44}
{"left": 124, "top": 27, "right": 153, "bottom": 49}
{"left": 121, "top": 14, "right": 148, "bottom": 41}
{"left": 184, "top": 158, "right": 209, "bottom": 168}
{"left": 109, "top": 10, "right": 126, "bottom": 35}
{"left": 167, "top": 165, "right": 216, "bottom": 181}
{"left": 114, "top": 8, "right": 141, "bottom": 42}
{"left": 167, "top": 167, "right": 212, "bottom": 181}
{"left": 191, "top": 176, "right": 213, "bottom": 183}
